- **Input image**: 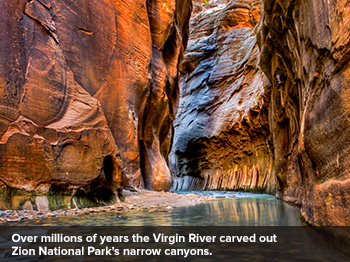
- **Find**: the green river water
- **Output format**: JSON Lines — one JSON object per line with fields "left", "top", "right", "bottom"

{"left": 19, "top": 192, "right": 301, "bottom": 226}
{"left": 1, "top": 192, "right": 349, "bottom": 261}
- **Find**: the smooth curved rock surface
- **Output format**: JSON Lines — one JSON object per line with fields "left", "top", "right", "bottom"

{"left": 170, "top": 0, "right": 275, "bottom": 193}
{"left": 0, "top": 0, "right": 192, "bottom": 205}
{"left": 0, "top": 0, "right": 122, "bottom": 203}
{"left": 140, "top": 0, "right": 192, "bottom": 190}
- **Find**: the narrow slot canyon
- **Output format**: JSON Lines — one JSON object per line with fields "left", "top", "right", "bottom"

{"left": 0, "top": 0, "right": 349, "bottom": 235}
{"left": 171, "top": 0, "right": 350, "bottom": 229}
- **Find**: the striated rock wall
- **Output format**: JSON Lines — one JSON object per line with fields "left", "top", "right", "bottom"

{"left": 170, "top": 0, "right": 275, "bottom": 193}
{"left": 171, "top": 0, "right": 350, "bottom": 226}
{"left": 0, "top": 0, "right": 191, "bottom": 207}
{"left": 0, "top": 0, "right": 122, "bottom": 203}
{"left": 258, "top": 0, "right": 350, "bottom": 225}
{"left": 140, "top": 0, "right": 192, "bottom": 190}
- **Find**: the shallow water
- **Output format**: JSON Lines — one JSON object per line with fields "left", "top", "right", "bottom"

{"left": 1, "top": 192, "right": 349, "bottom": 261}
{"left": 19, "top": 192, "right": 301, "bottom": 226}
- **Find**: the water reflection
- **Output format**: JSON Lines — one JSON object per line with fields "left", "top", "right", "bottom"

{"left": 20, "top": 193, "right": 301, "bottom": 226}
{"left": 3, "top": 194, "right": 349, "bottom": 261}
{"left": 171, "top": 197, "right": 301, "bottom": 226}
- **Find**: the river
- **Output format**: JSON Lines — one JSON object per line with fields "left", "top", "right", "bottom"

{"left": 18, "top": 192, "right": 300, "bottom": 226}
{"left": 1, "top": 192, "right": 349, "bottom": 261}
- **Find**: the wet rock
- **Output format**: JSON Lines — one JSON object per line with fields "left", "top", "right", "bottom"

{"left": 47, "top": 212, "right": 55, "bottom": 218}
{"left": 26, "top": 214, "right": 35, "bottom": 220}
{"left": 6, "top": 217, "right": 21, "bottom": 223}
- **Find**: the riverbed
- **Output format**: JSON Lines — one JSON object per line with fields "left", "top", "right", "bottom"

{"left": 17, "top": 192, "right": 301, "bottom": 226}
{"left": 1, "top": 192, "right": 349, "bottom": 261}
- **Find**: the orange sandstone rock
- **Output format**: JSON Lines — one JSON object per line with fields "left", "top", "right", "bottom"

{"left": 258, "top": 0, "right": 350, "bottom": 225}
{"left": 0, "top": 0, "right": 192, "bottom": 208}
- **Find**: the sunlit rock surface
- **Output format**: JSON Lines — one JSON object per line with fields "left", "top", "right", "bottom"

{"left": 170, "top": 0, "right": 275, "bottom": 192}
{"left": 140, "top": 0, "right": 192, "bottom": 190}
{"left": 0, "top": 0, "right": 191, "bottom": 206}
{"left": 258, "top": 0, "right": 350, "bottom": 225}
{"left": 0, "top": 0, "right": 122, "bottom": 203}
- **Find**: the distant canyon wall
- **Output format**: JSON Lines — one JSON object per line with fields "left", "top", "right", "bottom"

{"left": 170, "top": 0, "right": 275, "bottom": 193}
{"left": 172, "top": 0, "right": 350, "bottom": 226}
{"left": 0, "top": 0, "right": 191, "bottom": 206}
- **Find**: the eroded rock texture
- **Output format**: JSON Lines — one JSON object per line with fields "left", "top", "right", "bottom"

{"left": 258, "top": 0, "right": 350, "bottom": 225}
{"left": 0, "top": 0, "right": 122, "bottom": 204}
{"left": 170, "top": 0, "right": 275, "bottom": 192}
{"left": 0, "top": 0, "right": 191, "bottom": 207}
{"left": 140, "top": 0, "right": 192, "bottom": 190}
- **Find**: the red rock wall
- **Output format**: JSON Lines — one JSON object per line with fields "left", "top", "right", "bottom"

{"left": 170, "top": 0, "right": 275, "bottom": 193}
{"left": 140, "top": 0, "right": 192, "bottom": 190}
{"left": 171, "top": 0, "right": 350, "bottom": 227}
{"left": 258, "top": 0, "right": 350, "bottom": 225}
{"left": 0, "top": 0, "right": 191, "bottom": 202}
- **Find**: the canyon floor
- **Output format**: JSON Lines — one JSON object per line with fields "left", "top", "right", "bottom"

{"left": 0, "top": 190, "right": 218, "bottom": 224}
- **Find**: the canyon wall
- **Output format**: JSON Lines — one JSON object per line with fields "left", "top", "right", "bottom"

{"left": 1, "top": 0, "right": 349, "bottom": 227}
{"left": 170, "top": 0, "right": 275, "bottom": 193}
{"left": 258, "top": 0, "right": 350, "bottom": 226}
{"left": 171, "top": 0, "right": 350, "bottom": 226}
{"left": 0, "top": 0, "right": 191, "bottom": 208}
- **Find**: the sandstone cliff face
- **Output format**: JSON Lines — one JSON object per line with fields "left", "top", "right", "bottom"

{"left": 171, "top": 0, "right": 350, "bottom": 226}
{"left": 170, "top": 0, "right": 275, "bottom": 192}
{"left": 258, "top": 0, "right": 350, "bottom": 225}
{"left": 140, "top": 0, "right": 192, "bottom": 190}
{"left": 0, "top": 0, "right": 122, "bottom": 204}
{"left": 0, "top": 0, "right": 191, "bottom": 207}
